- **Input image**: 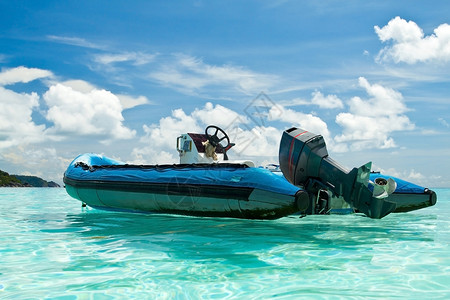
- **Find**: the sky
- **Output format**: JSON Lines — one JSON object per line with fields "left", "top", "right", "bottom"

{"left": 0, "top": 1, "right": 449, "bottom": 188}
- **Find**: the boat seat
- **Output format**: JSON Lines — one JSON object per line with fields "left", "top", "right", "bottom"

{"left": 187, "top": 133, "right": 224, "bottom": 154}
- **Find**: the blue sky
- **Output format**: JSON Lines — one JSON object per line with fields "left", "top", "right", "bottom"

{"left": 1, "top": 1, "right": 449, "bottom": 187}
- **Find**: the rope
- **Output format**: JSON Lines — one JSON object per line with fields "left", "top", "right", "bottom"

{"left": 74, "top": 161, "right": 248, "bottom": 172}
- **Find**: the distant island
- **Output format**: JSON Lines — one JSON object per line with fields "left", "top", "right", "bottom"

{"left": 0, "top": 169, "right": 60, "bottom": 187}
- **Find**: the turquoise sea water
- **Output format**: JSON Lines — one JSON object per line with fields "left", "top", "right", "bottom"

{"left": 0, "top": 188, "right": 449, "bottom": 299}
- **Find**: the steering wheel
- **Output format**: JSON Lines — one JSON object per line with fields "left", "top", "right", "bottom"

{"left": 205, "top": 125, "right": 231, "bottom": 150}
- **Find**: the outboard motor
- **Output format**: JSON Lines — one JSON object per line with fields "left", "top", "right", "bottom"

{"left": 279, "top": 127, "right": 397, "bottom": 219}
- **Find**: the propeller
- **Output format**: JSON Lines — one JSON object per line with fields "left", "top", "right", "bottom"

{"left": 371, "top": 177, "right": 397, "bottom": 199}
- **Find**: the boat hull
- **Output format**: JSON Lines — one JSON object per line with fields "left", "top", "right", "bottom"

{"left": 64, "top": 154, "right": 309, "bottom": 220}
{"left": 64, "top": 154, "right": 437, "bottom": 219}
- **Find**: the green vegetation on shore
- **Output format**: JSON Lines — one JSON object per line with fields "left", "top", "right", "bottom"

{"left": 0, "top": 169, "right": 60, "bottom": 187}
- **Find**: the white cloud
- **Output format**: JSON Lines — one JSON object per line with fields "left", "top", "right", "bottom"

{"left": 275, "top": 91, "right": 343, "bottom": 110}
{"left": 226, "top": 125, "right": 282, "bottom": 159}
{"left": 62, "top": 79, "right": 151, "bottom": 109}
{"left": 89, "top": 52, "right": 158, "bottom": 87}
{"left": 375, "top": 17, "right": 450, "bottom": 63}
{"left": 138, "top": 107, "right": 202, "bottom": 151}
{"left": 0, "top": 67, "right": 56, "bottom": 150}
{"left": 47, "top": 35, "right": 104, "bottom": 49}
{"left": 88, "top": 52, "right": 275, "bottom": 97}
{"left": 276, "top": 97, "right": 310, "bottom": 107}
{"left": 43, "top": 83, "right": 136, "bottom": 140}
{"left": 191, "top": 102, "right": 247, "bottom": 128}
{"left": 0, "top": 68, "right": 144, "bottom": 152}
{"left": 0, "top": 66, "right": 53, "bottom": 86}
{"left": 0, "top": 66, "right": 53, "bottom": 149}
{"left": 61, "top": 79, "right": 97, "bottom": 93}
{"left": 348, "top": 77, "right": 408, "bottom": 116}
{"left": 94, "top": 52, "right": 157, "bottom": 66}
{"left": 407, "top": 169, "right": 426, "bottom": 181}
{"left": 334, "top": 77, "right": 413, "bottom": 150}
{"left": 130, "top": 107, "right": 201, "bottom": 164}
{"left": 311, "top": 90, "right": 344, "bottom": 109}
{"left": 149, "top": 54, "right": 277, "bottom": 95}
{"left": 438, "top": 117, "right": 450, "bottom": 128}
{"left": 268, "top": 105, "right": 331, "bottom": 142}
{"left": 130, "top": 147, "right": 177, "bottom": 165}
{"left": 335, "top": 113, "right": 408, "bottom": 150}
{"left": 117, "top": 94, "right": 151, "bottom": 109}
{"left": 0, "top": 87, "right": 46, "bottom": 149}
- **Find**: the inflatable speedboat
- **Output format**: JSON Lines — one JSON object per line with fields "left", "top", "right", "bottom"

{"left": 64, "top": 125, "right": 436, "bottom": 219}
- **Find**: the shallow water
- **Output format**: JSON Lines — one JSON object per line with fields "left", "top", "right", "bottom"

{"left": 0, "top": 188, "right": 449, "bottom": 299}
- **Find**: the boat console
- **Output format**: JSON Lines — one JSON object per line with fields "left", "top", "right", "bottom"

{"left": 177, "top": 125, "right": 255, "bottom": 167}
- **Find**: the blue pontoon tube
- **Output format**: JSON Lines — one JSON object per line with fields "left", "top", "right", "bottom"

{"left": 64, "top": 125, "right": 436, "bottom": 220}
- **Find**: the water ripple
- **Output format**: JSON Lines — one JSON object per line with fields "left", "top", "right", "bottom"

{"left": 0, "top": 188, "right": 449, "bottom": 299}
